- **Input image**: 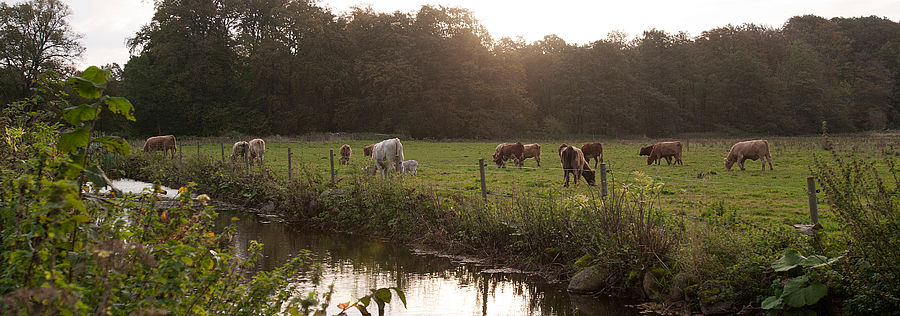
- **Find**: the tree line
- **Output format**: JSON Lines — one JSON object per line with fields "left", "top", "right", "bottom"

{"left": 3, "top": 0, "right": 900, "bottom": 138}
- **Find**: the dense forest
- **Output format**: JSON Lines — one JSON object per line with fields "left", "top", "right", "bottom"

{"left": 3, "top": 0, "right": 900, "bottom": 138}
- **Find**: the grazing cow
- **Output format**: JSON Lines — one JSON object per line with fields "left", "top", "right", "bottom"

{"left": 581, "top": 142, "right": 604, "bottom": 168}
{"left": 401, "top": 160, "right": 419, "bottom": 176}
{"left": 231, "top": 141, "right": 249, "bottom": 162}
{"left": 248, "top": 138, "right": 266, "bottom": 166}
{"left": 492, "top": 142, "right": 525, "bottom": 168}
{"left": 339, "top": 144, "right": 352, "bottom": 165}
{"left": 372, "top": 138, "right": 404, "bottom": 178}
{"left": 558, "top": 143, "right": 569, "bottom": 156}
{"left": 559, "top": 145, "right": 595, "bottom": 187}
{"left": 646, "top": 141, "right": 683, "bottom": 166}
{"left": 639, "top": 145, "right": 654, "bottom": 156}
{"left": 363, "top": 144, "right": 375, "bottom": 157}
{"left": 142, "top": 135, "right": 177, "bottom": 158}
{"left": 725, "top": 140, "right": 773, "bottom": 171}
{"left": 522, "top": 143, "right": 542, "bottom": 167}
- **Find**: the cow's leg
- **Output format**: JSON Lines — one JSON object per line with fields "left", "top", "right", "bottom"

{"left": 739, "top": 157, "right": 746, "bottom": 170}
{"left": 766, "top": 153, "right": 773, "bottom": 170}
{"left": 593, "top": 157, "right": 598, "bottom": 169}
{"left": 574, "top": 169, "right": 581, "bottom": 186}
{"left": 563, "top": 170, "right": 570, "bottom": 187}
{"left": 536, "top": 156, "right": 540, "bottom": 167}
{"left": 666, "top": 156, "right": 672, "bottom": 165}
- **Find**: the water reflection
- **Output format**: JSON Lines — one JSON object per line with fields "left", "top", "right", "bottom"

{"left": 217, "top": 210, "right": 642, "bottom": 316}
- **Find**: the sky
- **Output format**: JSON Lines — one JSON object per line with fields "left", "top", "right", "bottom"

{"left": 38, "top": 0, "right": 900, "bottom": 69}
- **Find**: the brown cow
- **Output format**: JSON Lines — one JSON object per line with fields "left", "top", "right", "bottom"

{"left": 558, "top": 143, "right": 569, "bottom": 156}
{"left": 581, "top": 142, "right": 603, "bottom": 168}
{"left": 646, "top": 141, "right": 683, "bottom": 166}
{"left": 363, "top": 144, "right": 374, "bottom": 157}
{"left": 339, "top": 144, "right": 352, "bottom": 165}
{"left": 725, "top": 140, "right": 773, "bottom": 171}
{"left": 522, "top": 143, "right": 542, "bottom": 167}
{"left": 492, "top": 142, "right": 525, "bottom": 168}
{"left": 142, "top": 135, "right": 177, "bottom": 158}
{"left": 560, "top": 145, "right": 595, "bottom": 187}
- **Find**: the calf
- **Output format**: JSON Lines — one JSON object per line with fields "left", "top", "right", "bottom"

{"left": 725, "top": 140, "right": 773, "bottom": 171}
{"left": 522, "top": 143, "right": 542, "bottom": 167}
{"left": 581, "top": 142, "right": 603, "bottom": 168}
{"left": 339, "top": 144, "right": 352, "bottom": 165}
{"left": 401, "top": 160, "right": 419, "bottom": 176}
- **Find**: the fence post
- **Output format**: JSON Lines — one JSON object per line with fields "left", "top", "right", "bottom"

{"left": 479, "top": 158, "right": 487, "bottom": 203}
{"left": 807, "top": 177, "right": 819, "bottom": 225}
{"left": 600, "top": 163, "right": 608, "bottom": 198}
{"left": 329, "top": 149, "right": 335, "bottom": 185}
{"left": 288, "top": 148, "right": 292, "bottom": 181}
{"left": 220, "top": 143, "right": 224, "bottom": 161}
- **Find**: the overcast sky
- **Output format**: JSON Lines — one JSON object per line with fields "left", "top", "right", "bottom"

{"left": 46, "top": 0, "right": 900, "bottom": 69}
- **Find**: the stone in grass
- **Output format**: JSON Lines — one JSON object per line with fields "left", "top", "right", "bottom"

{"left": 669, "top": 273, "right": 697, "bottom": 302}
{"left": 567, "top": 264, "right": 623, "bottom": 294}
{"left": 698, "top": 281, "right": 734, "bottom": 315}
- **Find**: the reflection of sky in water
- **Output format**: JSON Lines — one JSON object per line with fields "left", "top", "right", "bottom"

{"left": 104, "top": 179, "right": 180, "bottom": 198}
{"left": 218, "top": 210, "right": 643, "bottom": 316}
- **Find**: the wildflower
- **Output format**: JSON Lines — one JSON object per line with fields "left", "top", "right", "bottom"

{"left": 196, "top": 194, "right": 210, "bottom": 205}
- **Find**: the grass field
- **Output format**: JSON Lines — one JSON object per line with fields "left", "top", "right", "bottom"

{"left": 155, "top": 134, "right": 899, "bottom": 225}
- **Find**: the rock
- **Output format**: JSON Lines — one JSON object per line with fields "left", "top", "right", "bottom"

{"left": 643, "top": 271, "right": 659, "bottom": 300}
{"left": 567, "top": 264, "right": 622, "bottom": 294}
{"left": 669, "top": 273, "right": 697, "bottom": 302}
{"left": 698, "top": 281, "right": 734, "bottom": 315}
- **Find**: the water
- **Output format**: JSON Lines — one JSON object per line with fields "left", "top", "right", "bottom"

{"left": 218, "top": 209, "right": 644, "bottom": 316}
{"left": 104, "top": 179, "right": 180, "bottom": 198}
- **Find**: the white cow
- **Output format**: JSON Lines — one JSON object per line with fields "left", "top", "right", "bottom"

{"left": 248, "top": 138, "right": 265, "bottom": 166}
{"left": 372, "top": 138, "right": 404, "bottom": 178}
{"left": 401, "top": 160, "right": 418, "bottom": 176}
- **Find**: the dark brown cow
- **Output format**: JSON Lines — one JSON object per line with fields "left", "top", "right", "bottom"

{"left": 492, "top": 142, "right": 525, "bottom": 168}
{"left": 339, "top": 144, "right": 352, "bottom": 165}
{"left": 560, "top": 145, "right": 595, "bottom": 187}
{"left": 143, "top": 135, "right": 177, "bottom": 158}
{"left": 646, "top": 141, "right": 683, "bottom": 166}
{"left": 725, "top": 140, "right": 773, "bottom": 171}
{"left": 581, "top": 142, "right": 603, "bottom": 168}
{"left": 363, "top": 144, "right": 374, "bottom": 157}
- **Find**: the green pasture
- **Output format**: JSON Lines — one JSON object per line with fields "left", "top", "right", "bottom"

{"left": 159, "top": 135, "right": 898, "bottom": 224}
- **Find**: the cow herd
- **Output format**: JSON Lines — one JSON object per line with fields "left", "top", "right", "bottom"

{"left": 141, "top": 135, "right": 774, "bottom": 187}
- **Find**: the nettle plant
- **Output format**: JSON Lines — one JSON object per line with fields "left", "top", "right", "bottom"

{"left": 761, "top": 248, "right": 841, "bottom": 315}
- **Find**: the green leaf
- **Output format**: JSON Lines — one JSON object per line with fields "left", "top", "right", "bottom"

{"left": 103, "top": 96, "right": 135, "bottom": 121}
{"left": 58, "top": 126, "right": 91, "bottom": 153}
{"left": 391, "top": 287, "right": 407, "bottom": 307}
{"left": 67, "top": 77, "right": 103, "bottom": 99}
{"left": 784, "top": 282, "right": 827, "bottom": 308}
{"left": 182, "top": 256, "right": 194, "bottom": 266}
{"left": 374, "top": 288, "right": 392, "bottom": 303}
{"left": 62, "top": 103, "right": 100, "bottom": 125}
{"left": 81, "top": 66, "right": 109, "bottom": 85}
{"left": 93, "top": 136, "right": 130, "bottom": 155}
{"left": 772, "top": 249, "right": 804, "bottom": 272}
{"left": 761, "top": 296, "right": 783, "bottom": 310}
{"left": 358, "top": 296, "right": 371, "bottom": 307}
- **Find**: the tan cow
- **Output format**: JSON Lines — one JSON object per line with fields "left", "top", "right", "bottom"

{"left": 248, "top": 138, "right": 266, "bottom": 166}
{"left": 142, "top": 135, "right": 177, "bottom": 158}
{"left": 339, "top": 144, "right": 352, "bottom": 165}
{"left": 725, "top": 140, "right": 773, "bottom": 171}
{"left": 581, "top": 142, "right": 603, "bottom": 168}
{"left": 231, "top": 141, "right": 249, "bottom": 162}
{"left": 559, "top": 145, "right": 595, "bottom": 187}
{"left": 363, "top": 144, "right": 375, "bottom": 157}
{"left": 522, "top": 143, "right": 542, "bottom": 167}
{"left": 492, "top": 142, "right": 525, "bottom": 168}
{"left": 646, "top": 141, "right": 683, "bottom": 165}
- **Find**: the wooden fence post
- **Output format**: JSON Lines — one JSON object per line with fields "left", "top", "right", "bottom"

{"left": 288, "top": 148, "right": 292, "bottom": 181}
{"left": 600, "top": 163, "right": 608, "bottom": 198}
{"left": 479, "top": 158, "right": 487, "bottom": 203}
{"left": 807, "top": 177, "right": 819, "bottom": 225}
{"left": 329, "top": 149, "right": 335, "bottom": 185}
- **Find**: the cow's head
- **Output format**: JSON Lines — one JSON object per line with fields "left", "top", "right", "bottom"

{"left": 582, "top": 169, "right": 596, "bottom": 186}
{"left": 363, "top": 144, "right": 374, "bottom": 157}
{"left": 724, "top": 157, "right": 735, "bottom": 170}
{"left": 639, "top": 145, "right": 653, "bottom": 156}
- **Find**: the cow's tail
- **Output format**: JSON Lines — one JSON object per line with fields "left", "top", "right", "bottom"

{"left": 763, "top": 140, "right": 772, "bottom": 162}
